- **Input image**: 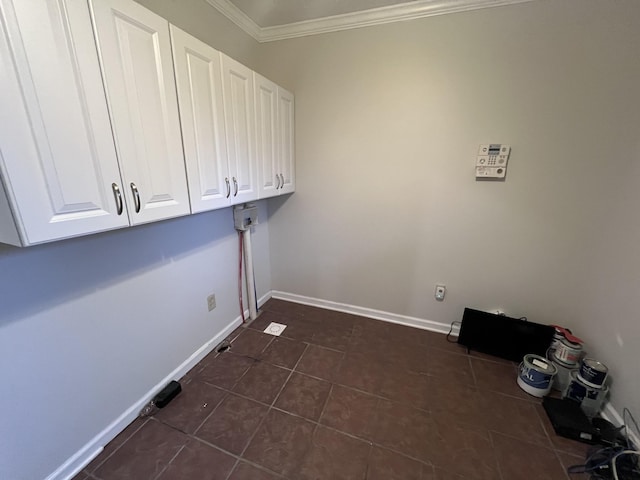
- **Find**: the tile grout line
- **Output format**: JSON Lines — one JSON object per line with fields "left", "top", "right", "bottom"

{"left": 92, "top": 301, "right": 581, "bottom": 480}
{"left": 83, "top": 417, "right": 150, "bottom": 476}
{"left": 150, "top": 441, "right": 188, "bottom": 480}
{"left": 184, "top": 432, "right": 288, "bottom": 480}
{"left": 235, "top": 342, "right": 312, "bottom": 463}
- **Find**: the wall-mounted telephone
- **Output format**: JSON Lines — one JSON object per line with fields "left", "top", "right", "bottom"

{"left": 476, "top": 144, "right": 511, "bottom": 179}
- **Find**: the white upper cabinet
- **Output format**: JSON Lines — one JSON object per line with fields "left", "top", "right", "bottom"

{"left": 278, "top": 87, "right": 295, "bottom": 195}
{"left": 221, "top": 54, "right": 256, "bottom": 204}
{"left": 89, "top": 0, "right": 190, "bottom": 224}
{"left": 255, "top": 73, "right": 295, "bottom": 199}
{"left": 0, "top": 0, "right": 294, "bottom": 246}
{"left": 255, "top": 74, "right": 279, "bottom": 199}
{"left": 170, "top": 26, "right": 230, "bottom": 213}
{"left": 0, "top": 0, "right": 128, "bottom": 246}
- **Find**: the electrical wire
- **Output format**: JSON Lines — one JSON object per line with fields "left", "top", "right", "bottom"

{"left": 252, "top": 264, "right": 258, "bottom": 314}
{"left": 612, "top": 450, "right": 640, "bottom": 480}
{"left": 446, "top": 321, "right": 461, "bottom": 343}
{"left": 567, "top": 446, "right": 625, "bottom": 475}
{"left": 623, "top": 408, "right": 640, "bottom": 450}
{"left": 238, "top": 231, "right": 245, "bottom": 323}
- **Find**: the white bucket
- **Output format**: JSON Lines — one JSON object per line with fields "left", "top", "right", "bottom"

{"left": 517, "top": 354, "right": 557, "bottom": 397}
{"left": 551, "top": 360, "right": 573, "bottom": 392}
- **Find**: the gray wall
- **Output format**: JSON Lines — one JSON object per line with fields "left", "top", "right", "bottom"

{"left": 257, "top": 0, "right": 640, "bottom": 418}
{"left": 135, "top": 0, "right": 259, "bottom": 69}
{"left": 0, "top": 3, "right": 267, "bottom": 479}
{"left": 3, "top": 1, "right": 640, "bottom": 478}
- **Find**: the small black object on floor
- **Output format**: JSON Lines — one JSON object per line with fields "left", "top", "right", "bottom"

{"left": 542, "top": 397, "right": 600, "bottom": 445}
{"left": 153, "top": 380, "right": 182, "bottom": 408}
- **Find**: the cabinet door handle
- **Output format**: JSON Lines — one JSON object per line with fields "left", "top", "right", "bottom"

{"left": 233, "top": 177, "right": 238, "bottom": 197}
{"left": 225, "top": 177, "right": 230, "bottom": 198}
{"left": 130, "top": 182, "right": 141, "bottom": 213}
{"left": 112, "top": 183, "right": 124, "bottom": 215}
{"left": 279, "top": 173, "right": 285, "bottom": 189}
{"left": 275, "top": 174, "right": 281, "bottom": 189}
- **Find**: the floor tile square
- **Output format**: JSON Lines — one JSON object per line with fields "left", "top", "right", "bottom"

{"left": 274, "top": 372, "right": 332, "bottom": 421}
{"left": 296, "top": 426, "right": 370, "bottom": 480}
{"left": 243, "top": 409, "right": 315, "bottom": 476}
{"left": 425, "top": 349, "right": 474, "bottom": 384}
{"left": 320, "top": 384, "right": 378, "bottom": 439}
{"left": 155, "top": 440, "right": 236, "bottom": 480}
{"left": 295, "top": 344, "right": 344, "bottom": 382}
{"left": 196, "top": 352, "right": 255, "bottom": 389}
{"left": 478, "top": 391, "right": 551, "bottom": 447}
{"left": 425, "top": 414, "right": 499, "bottom": 479}
{"left": 83, "top": 417, "right": 147, "bottom": 474}
{"left": 228, "top": 462, "right": 282, "bottom": 480}
{"left": 310, "top": 325, "right": 352, "bottom": 351}
{"left": 366, "top": 446, "right": 425, "bottom": 480}
{"left": 194, "top": 394, "right": 268, "bottom": 455}
{"left": 492, "top": 431, "right": 568, "bottom": 480}
{"left": 154, "top": 381, "right": 226, "bottom": 434}
{"left": 232, "top": 361, "right": 290, "bottom": 404}
{"left": 334, "top": 352, "right": 383, "bottom": 394}
{"left": 471, "top": 357, "right": 530, "bottom": 399}
{"left": 93, "top": 420, "right": 188, "bottom": 480}
{"left": 367, "top": 399, "right": 433, "bottom": 462}
{"left": 231, "top": 329, "right": 273, "bottom": 358}
{"left": 259, "top": 336, "right": 307, "bottom": 369}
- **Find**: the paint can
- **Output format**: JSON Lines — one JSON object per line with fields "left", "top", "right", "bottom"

{"left": 552, "top": 337, "right": 582, "bottom": 366}
{"left": 551, "top": 360, "right": 573, "bottom": 392}
{"left": 548, "top": 327, "right": 566, "bottom": 356}
{"left": 517, "top": 354, "right": 557, "bottom": 397}
{"left": 581, "top": 384, "right": 609, "bottom": 417}
{"left": 577, "top": 358, "right": 608, "bottom": 389}
{"left": 563, "top": 371, "right": 608, "bottom": 417}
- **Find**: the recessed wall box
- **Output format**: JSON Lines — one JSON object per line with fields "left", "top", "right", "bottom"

{"left": 233, "top": 204, "right": 258, "bottom": 231}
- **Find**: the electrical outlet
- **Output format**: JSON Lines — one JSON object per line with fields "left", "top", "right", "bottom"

{"left": 435, "top": 284, "right": 446, "bottom": 301}
{"left": 207, "top": 294, "right": 216, "bottom": 311}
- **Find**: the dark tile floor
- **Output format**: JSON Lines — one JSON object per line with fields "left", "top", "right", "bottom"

{"left": 75, "top": 299, "right": 591, "bottom": 480}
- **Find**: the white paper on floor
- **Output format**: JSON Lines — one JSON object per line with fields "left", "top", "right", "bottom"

{"left": 264, "top": 322, "right": 287, "bottom": 336}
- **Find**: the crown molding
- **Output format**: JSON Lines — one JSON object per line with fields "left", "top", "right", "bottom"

{"left": 205, "top": 0, "right": 261, "bottom": 40}
{"left": 206, "top": 0, "right": 537, "bottom": 43}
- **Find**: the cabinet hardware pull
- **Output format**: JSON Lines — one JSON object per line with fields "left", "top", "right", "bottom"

{"left": 233, "top": 177, "right": 238, "bottom": 196}
{"left": 112, "top": 183, "right": 124, "bottom": 215}
{"left": 225, "top": 177, "right": 230, "bottom": 198}
{"left": 275, "top": 174, "right": 281, "bottom": 189}
{"left": 130, "top": 182, "right": 141, "bottom": 213}
{"left": 279, "top": 173, "right": 285, "bottom": 189}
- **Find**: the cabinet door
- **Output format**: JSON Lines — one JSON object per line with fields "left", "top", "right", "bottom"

{"left": 170, "top": 26, "right": 230, "bottom": 213}
{"left": 278, "top": 87, "right": 295, "bottom": 195}
{"left": 0, "top": 0, "right": 128, "bottom": 246}
{"left": 221, "top": 54, "right": 256, "bottom": 205}
{"left": 89, "top": 0, "right": 190, "bottom": 225}
{"left": 255, "top": 73, "right": 279, "bottom": 199}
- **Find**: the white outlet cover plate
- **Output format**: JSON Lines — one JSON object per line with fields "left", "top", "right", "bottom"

{"left": 264, "top": 322, "right": 287, "bottom": 336}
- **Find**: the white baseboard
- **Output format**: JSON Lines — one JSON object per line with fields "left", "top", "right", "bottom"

{"left": 601, "top": 401, "right": 640, "bottom": 449}
{"left": 270, "top": 290, "right": 457, "bottom": 335}
{"left": 49, "top": 315, "right": 244, "bottom": 480}
{"left": 270, "top": 291, "right": 640, "bottom": 448}
{"left": 52, "top": 291, "right": 277, "bottom": 480}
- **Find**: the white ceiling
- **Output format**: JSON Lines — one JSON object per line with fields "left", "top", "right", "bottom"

{"left": 205, "top": 0, "right": 537, "bottom": 42}
{"left": 228, "top": 0, "right": 416, "bottom": 28}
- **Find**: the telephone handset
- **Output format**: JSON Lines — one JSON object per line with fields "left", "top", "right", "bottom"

{"left": 476, "top": 144, "right": 511, "bottom": 179}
